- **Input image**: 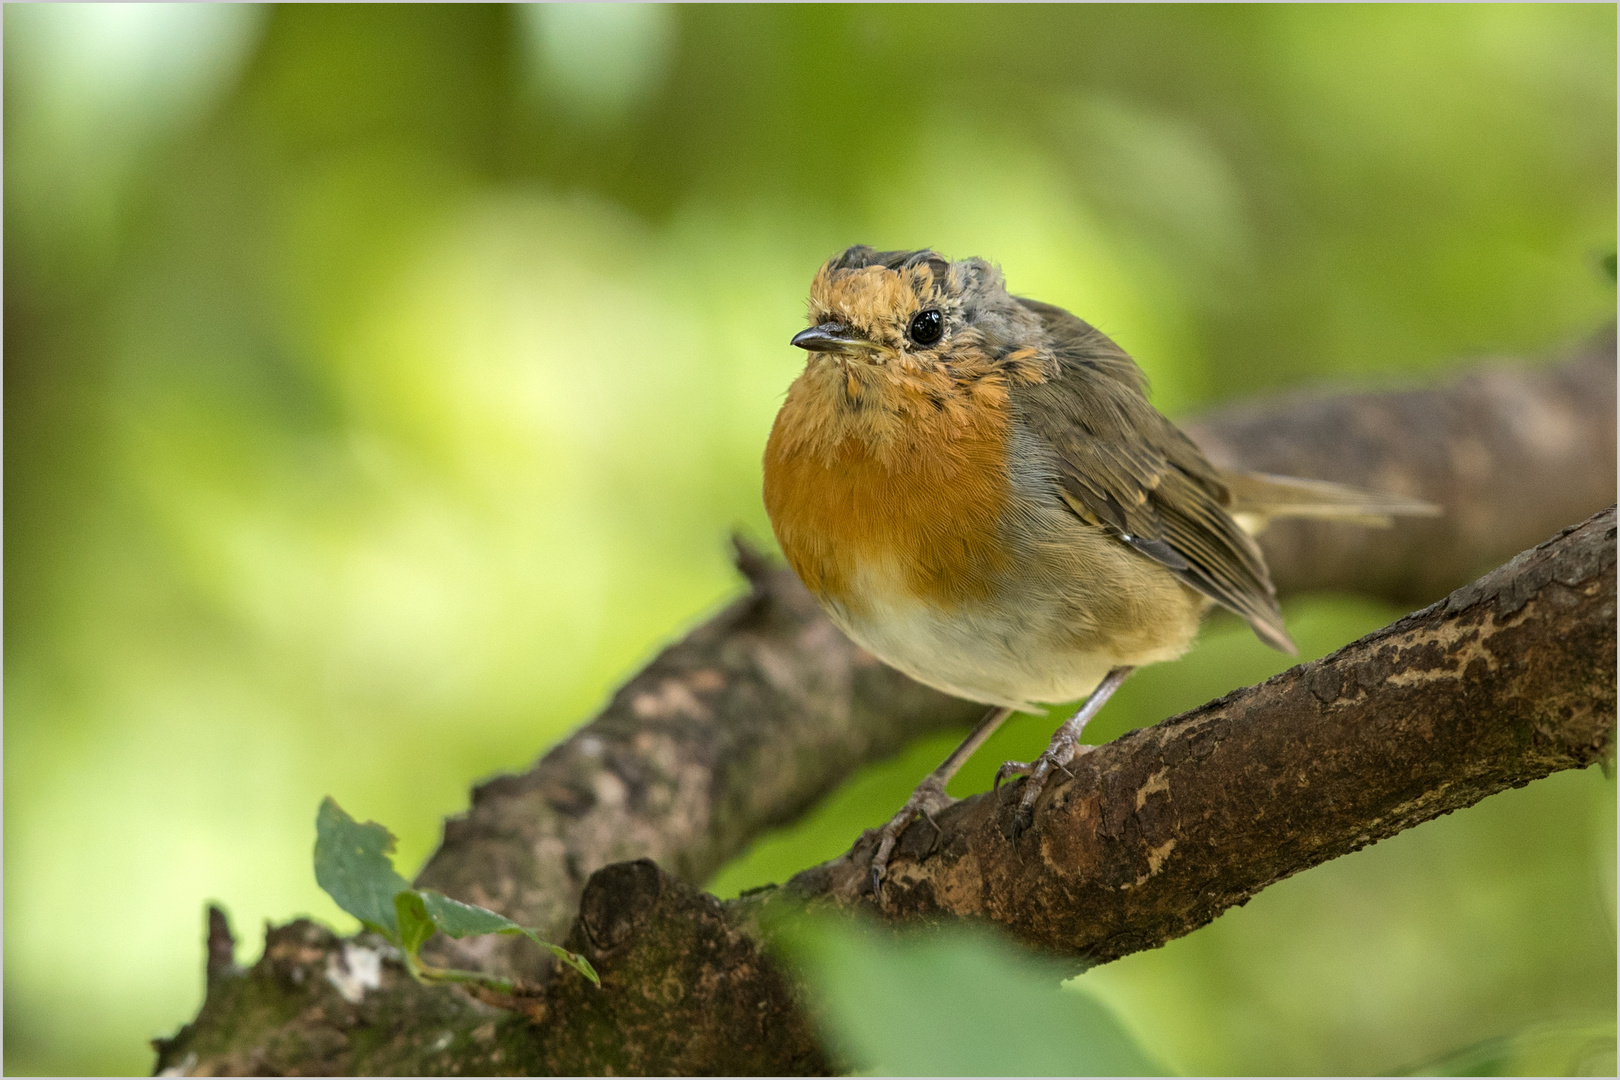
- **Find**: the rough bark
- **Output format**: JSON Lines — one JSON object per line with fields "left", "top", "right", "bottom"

{"left": 155, "top": 506, "right": 1616, "bottom": 1076}
{"left": 156, "top": 873, "right": 829, "bottom": 1077}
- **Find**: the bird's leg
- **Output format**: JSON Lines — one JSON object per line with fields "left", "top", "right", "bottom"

{"left": 996, "top": 666, "right": 1134, "bottom": 837}
{"left": 869, "top": 705, "right": 1015, "bottom": 899}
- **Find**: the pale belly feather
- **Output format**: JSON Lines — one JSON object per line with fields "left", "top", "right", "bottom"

{"left": 825, "top": 537, "right": 1206, "bottom": 713}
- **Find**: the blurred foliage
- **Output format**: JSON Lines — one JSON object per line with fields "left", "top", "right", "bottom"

{"left": 772, "top": 915, "right": 1167, "bottom": 1076}
{"left": 1401, "top": 1021, "right": 1618, "bottom": 1078}
{"left": 4, "top": 4, "right": 1613, "bottom": 1076}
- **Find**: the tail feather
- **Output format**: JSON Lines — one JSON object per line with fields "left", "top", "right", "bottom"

{"left": 1221, "top": 470, "right": 1441, "bottom": 535}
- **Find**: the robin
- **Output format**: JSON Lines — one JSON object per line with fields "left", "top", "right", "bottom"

{"left": 762, "top": 245, "right": 1439, "bottom": 896}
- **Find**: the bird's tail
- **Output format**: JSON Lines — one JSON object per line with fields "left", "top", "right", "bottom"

{"left": 1221, "top": 470, "right": 1441, "bottom": 535}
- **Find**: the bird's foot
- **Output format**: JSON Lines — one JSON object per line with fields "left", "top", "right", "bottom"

{"left": 999, "top": 740, "right": 1093, "bottom": 838}
{"left": 869, "top": 776, "right": 956, "bottom": 901}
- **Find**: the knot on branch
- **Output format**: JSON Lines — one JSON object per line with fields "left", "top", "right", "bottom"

{"left": 578, "top": 858, "right": 663, "bottom": 952}
{"left": 530, "top": 860, "right": 829, "bottom": 1075}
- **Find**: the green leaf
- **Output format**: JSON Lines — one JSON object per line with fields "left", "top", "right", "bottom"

{"left": 393, "top": 890, "right": 437, "bottom": 961}
{"left": 418, "top": 889, "right": 600, "bottom": 986}
{"left": 537, "top": 940, "right": 601, "bottom": 987}
{"left": 311, "top": 804, "right": 600, "bottom": 988}
{"left": 418, "top": 889, "right": 522, "bottom": 938}
{"left": 312, "top": 797, "right": 411, "bottom": 941}
{"left": 776, "top": 914, "right": 1166, "bottom": 1076}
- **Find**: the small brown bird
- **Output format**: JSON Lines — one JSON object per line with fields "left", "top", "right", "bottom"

{"left": 763, "top": 246, "right": 1437, "bottom": 894}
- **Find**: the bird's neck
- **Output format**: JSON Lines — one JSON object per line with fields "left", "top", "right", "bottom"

{"left": 768, "top": 354, "right": 1014, "bottom": 464}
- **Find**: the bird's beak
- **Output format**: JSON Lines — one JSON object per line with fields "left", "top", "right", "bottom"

{"left": 790, "top": 322, "right": 873, "bottom": 353}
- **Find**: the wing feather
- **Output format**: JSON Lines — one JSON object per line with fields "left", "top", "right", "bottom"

{"left": 1014, "top": 298, "right": 1296, "bottom": 653}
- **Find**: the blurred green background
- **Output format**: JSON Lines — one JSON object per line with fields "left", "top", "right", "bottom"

{"left": 5, "top": 4, "right": 1614, "bottom": 1075}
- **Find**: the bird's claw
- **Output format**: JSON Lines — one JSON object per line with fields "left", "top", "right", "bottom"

{"left": 868, "top": 779, "right": 955, "bottom": 903}
{"left": 1005, "top": 741, "right": 1095, "bottom": 837}
{"left": 993, "top": 759, "right": 1032, "bottom": 792}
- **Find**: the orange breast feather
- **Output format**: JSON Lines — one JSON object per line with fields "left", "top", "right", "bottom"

{"left": 762, "top": 367, "right": 1014, "bottom": 613}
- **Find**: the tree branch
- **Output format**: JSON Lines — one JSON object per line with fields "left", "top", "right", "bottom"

{"left": 412, "top": 327, "right": 1615, "bottom": 978}
{"left": 793, "top": 507, "right": 1616, "bottom": 954}
{"left": 156, "top": 506, "right": 1615, "bottom": 1076}
{"left": 410, "top": 540, "right": 987, "bottom": 979}
{"left": 1184, "top": 325, "right": 1615, "bottom": 604}
{"left": 154, "top": 332, "right": 1616, "bottom": 1074}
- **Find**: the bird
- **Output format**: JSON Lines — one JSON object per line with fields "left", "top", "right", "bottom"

{"left": 762, "top": 245, "right": 1439, "bottom": 897}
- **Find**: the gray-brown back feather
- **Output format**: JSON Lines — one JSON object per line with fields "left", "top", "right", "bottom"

{"left": 1011, "top": 298, "right": 1297, "bottom": 654}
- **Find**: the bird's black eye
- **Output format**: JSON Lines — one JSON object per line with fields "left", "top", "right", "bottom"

{"left": 908, "top": 308, "right": 944, "bottom": 346}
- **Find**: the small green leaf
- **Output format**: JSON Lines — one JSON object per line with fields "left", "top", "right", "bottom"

{"left": 419, "top": 889, "right": 522, "bottom": 938}
{"left": 313, "top": 797, "right": 411, "bottom": 941}
{"left": 536, "top": 940, "right": 601, "bottom": 987}
{"left": 311, "top": 806, "right": 601, "bottom": 989}
{"left": 394, "top": 890, "right": 437, "bottom": 961}
{"left": 418, "top": 889, "right": 600, "bottom": 987}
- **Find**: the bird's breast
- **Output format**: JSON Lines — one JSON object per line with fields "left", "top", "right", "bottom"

{"left": 762, "top": 371, "right": 1015, "bottom": 615}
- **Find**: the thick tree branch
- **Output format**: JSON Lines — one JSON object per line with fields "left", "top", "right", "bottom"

{"left": 156, "top": 506, "right": 1615, "bottom": 1076}
{"left": 1185, "top": 325, "right": 1616, "bottom": 604}
{"left": 156, "top": 333, "right": 1616, "bottom": 1074}
{"left": 412, "top": 328, "right": 1615, "bottom": 980}
{"left": 794, "top": 507, "right": 1616, "bottom": 952}
{"left": 410, "top": 543, "right": 987, "bottom": 979}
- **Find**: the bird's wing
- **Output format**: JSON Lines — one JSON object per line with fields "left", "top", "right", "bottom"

{"left": 1012, "top": 298, "right": 1295, "bottom": 653}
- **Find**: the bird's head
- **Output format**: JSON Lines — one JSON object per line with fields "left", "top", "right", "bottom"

{"left": 792, "top": 246, "right": 1046, "bottom": 377}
